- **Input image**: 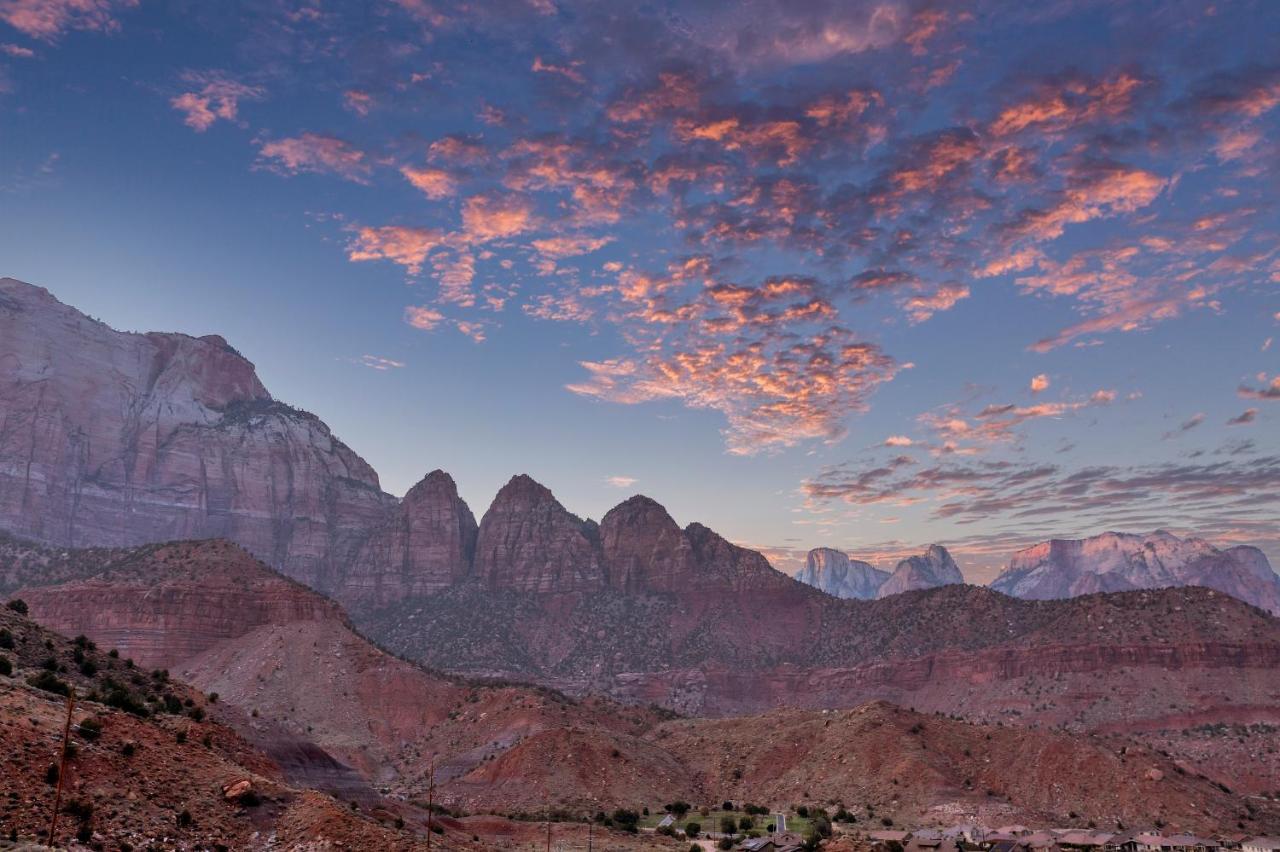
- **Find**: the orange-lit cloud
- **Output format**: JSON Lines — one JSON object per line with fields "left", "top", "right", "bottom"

{"left": 348, "top": 226, "right": 446, "bottom": 275}
{"left": 258, "top": 133, "right": 371, "bottom": 183}
{"left": 400, "top": 165, "right": 457, "bottom": 199}
{"left": 171, "top": 72, "right": 263, "bottom": 132}
{"left": 404, "top": 305, "right": 445, "bottom": 330}
{"left": 989, "top": 72, "right": 1146, "bottom": 137}
{"left": 461, "top": 193, "right": 537, "bottom": 241}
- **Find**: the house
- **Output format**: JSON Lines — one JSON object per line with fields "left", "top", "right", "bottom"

{"left": 1059, "top": 831, "right": 1114, "bottom": 849}
{"left": 774, "top": 832, "right": 807, "bottom": 852}
{"left": 1024, "top": 832, "right": 1059, "bottom": 850}
{"left": 1166, "top": 836, "right": 1209, "bottom": 852}
{"left": 988, "top": 841, "right": 1031, "bottom": 852}
{"left": 657, "top": 814, "right": 675, "bottom": 829}
{"left": 1109, "top": 832, "right": 1140, "bottom": 852}
{"left": 944, "top": 824, "right": 988, "bottom": 844}
{"left": 871, "top": 830, "right": 914, "bottom": 844}
{"left": 906, "top": 837, "right": 959, "bottom": 852}
{"left": 988, "top": 833, "right": 1023, "bottom": 845}
{"left": 739, "top": 838, "right": 777, "bottom": 852}
{"left": 1242, "top": 839, "right": 1280, "bottom": 852}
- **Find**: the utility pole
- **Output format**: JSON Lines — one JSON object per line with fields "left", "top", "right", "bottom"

{"left": 544, "top": 794, "right": 552, "bottom": 852}
{"left": 47, "top": 688, "right": 76, "bottom": 849}
{"left": 425, "top": 755, "right": 435, "bottom": 851}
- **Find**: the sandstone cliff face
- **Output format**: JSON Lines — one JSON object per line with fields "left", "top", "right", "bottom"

{"left": 877, "top": 544, "right": 964, "bottom": 597}
{"left": 0, "top": 278, "right": 395, "bottom": 594}
{"left": 796, "top": 547, "right": 889, "bottom": 599}
{"left": 598, "top": 495, "right": 695, "bottom": 593}
{"left": 339, "top": 469, "right": 477, "bottom": 608}
{"left": 473, "top": 474, "right": 604, "bottom": 592}
{"left": 992, "top": 530, "right": 1280, "bottom": 614}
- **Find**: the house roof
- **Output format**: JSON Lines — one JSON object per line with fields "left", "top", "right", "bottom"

{"left": 1060, "top": 832, "right": 1115, "bottom": 846}
{"left": 871, "top": 831, "right": 912, "bottom": 842}
{"left": 1244, "top": 840, "right": 1280, "bottom": 851}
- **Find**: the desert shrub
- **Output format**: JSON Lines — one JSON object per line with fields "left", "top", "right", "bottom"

{"left": 611, "top": 809, "right": 639, "bottom": 833}
{"left": 77, "top": 717, "right": 103, "bottom": 741}
{"left": 0, "top": 628, "right": 13, "bottom": 649}
{"left": 684, "top": 822, "right": 700, "bottom": 838}
{"left": 5, "top": 599, "right": 27, "bottom": 615}
{"left": 28, "top": 670, "right": 70, "bottom": 697}
{"left": 0, "top": 656, "right": 10, "bottom": 677}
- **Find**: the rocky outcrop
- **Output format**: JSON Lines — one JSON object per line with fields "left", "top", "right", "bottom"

{"left": 598, "top": 495, "right": 694, "bottom": 593}
{"left": 877, "top": 544, "right": 964, "bottom": 597}
{"left": 339, "top": 469, "right": 477, "bottom": 608}
{"left": 796, "top": 547, "right": 889, "bottom": 599}
{"left": 473, "top": 474, "right": 604, "bottom": 592}
{"left": 992, "top": 530, "right": 1280, "bottom": 614}
{"left": 0, "top": 277, "right": 395, "bottom": 594}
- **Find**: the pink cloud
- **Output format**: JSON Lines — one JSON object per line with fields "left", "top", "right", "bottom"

{"left": 348, "top": 226, "right": 446, "bottom": 275}
{"left": 404, "top": 305, "right": 445, "bottom": 330}
{"left": 1239, "top": 374, "right": 1280, "bottom": 401}
{"left": 0, "top": 0, "right": 136, "bottom": 40}
{"left": 400, "top": 165, "right": 457, "bottom": 199}
{"left": 258, "top": 133, "right": 371, "bottom": 183}
{"left": 170, "top": 72, "right": 264, "bottom": 132}
{"left": 460, "top": 193, "right": 537, "bottom": 241}
{"left": 989, "top": 71, "right": 1146, "bottom": 137}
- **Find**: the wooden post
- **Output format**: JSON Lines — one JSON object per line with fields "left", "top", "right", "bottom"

{"left": 425, "top": 755, "right": 435, "bottom": 851}
{"left": 47, "top": 688, "right": 76, "bottom": 848}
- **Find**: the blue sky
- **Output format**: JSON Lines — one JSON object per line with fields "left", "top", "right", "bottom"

{"left": 2, "top": 0, "right": 1278, "bottom": 580}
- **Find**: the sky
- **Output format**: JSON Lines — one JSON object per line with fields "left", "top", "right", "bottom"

{"left": 1, "top": 0, "right": 1278, "bottom": 582}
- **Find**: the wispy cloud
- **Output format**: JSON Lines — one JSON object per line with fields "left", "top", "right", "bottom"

{"left": 0, "top": 0, "right": 136, "bottom": 40}
{"left": 257, "top": 133, "right": 371, "bottom": 183}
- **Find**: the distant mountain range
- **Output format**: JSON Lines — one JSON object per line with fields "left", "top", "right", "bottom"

{"left": 795, "top": 544, "right": 963, "bottom": 599}
{"left": 794, "top": 532, "right": 1280, "bottom": 615}
{"left": 992, "top": 529, "right": 1280, "bottom": 614}
{"left": 4, "top": 276, "right": 1275, "bottom": 617}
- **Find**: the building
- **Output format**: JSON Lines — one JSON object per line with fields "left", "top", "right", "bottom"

{"left": 871, "top": 831, "right": 913, "bottom": 845}
{"left": 944, "top": 824, "right": 988, "bottom": 844}
{"left": 1059, "top": 831, "right": 1115, "bottom": 849}
{"left": 1242, "top": 839, "right": 1280, "bottom": 852}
